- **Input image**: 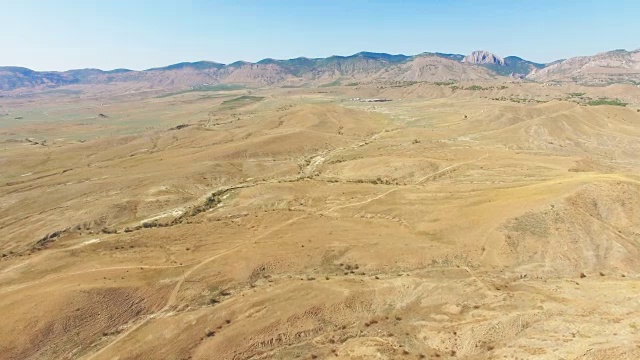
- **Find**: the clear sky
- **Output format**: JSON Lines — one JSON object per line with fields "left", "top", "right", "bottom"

{"left": 1, "top": 0, "right": 638, "bottom": 71}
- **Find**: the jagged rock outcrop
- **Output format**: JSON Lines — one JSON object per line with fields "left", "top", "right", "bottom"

{"left": 462, "top": 50, "right": 505, "bottom": 65}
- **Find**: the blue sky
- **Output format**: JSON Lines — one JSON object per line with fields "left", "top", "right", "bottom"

{"left": 1, "top": 0, "right": 638, "bottom": 71}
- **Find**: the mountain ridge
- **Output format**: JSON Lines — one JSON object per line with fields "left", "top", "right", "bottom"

{"left": 527, "top": 48, "right": 640, "bottom": 85}
{"left": 1, "top": 48, "right": 639, "bottom": 91}
{"left": 0, "top": 52, "right": 490, "bottom": 91}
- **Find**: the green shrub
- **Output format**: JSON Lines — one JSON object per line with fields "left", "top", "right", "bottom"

{"left": 587, "top": 98, "right": 627, "bottom": 106}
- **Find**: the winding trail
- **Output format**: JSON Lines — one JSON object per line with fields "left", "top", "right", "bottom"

{"left": 415, "top": 153, "right": 488, "bottom": 184}
{"left": 0, "top": 261, "right": 200, "bottom": 295}
{"left": 324, "top": 153, "right": 489, "bottom": 214}
{"left": 9, "top": 115, "right": 490, "bottom": 359}
{"left": 82, "top": 214, "right": 307, "bottom": 360}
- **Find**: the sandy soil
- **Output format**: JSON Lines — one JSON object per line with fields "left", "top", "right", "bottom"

{"left": 1, "top": 82, "right": 640, "bottom": 359}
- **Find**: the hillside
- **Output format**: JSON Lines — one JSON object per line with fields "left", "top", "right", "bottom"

{"left": 0, "top": 67, "right": 78, "bottom": 90}
{"left": 527, "top": 49, "right": 640, "bottom": 85}
{"left": 2, "top": 83, "right": 640, "bottom": 359}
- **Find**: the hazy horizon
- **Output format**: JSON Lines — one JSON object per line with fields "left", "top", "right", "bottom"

{"left": 1, "top": 0, "right": 639, "bottom": 71}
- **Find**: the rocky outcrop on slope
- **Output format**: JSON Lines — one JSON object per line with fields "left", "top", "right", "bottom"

{"left": 462, "top": 50, "right": 505, "bottom": 65}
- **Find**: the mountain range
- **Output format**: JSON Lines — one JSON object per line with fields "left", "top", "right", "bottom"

{"left": 1, "top": 48, "right": 639, "bottom": 91}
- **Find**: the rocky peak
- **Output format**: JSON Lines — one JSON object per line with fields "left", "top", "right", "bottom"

{"left": 462, "top": 50, "right": 505, "bottom": 65}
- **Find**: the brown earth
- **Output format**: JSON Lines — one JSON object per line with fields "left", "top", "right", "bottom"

{"left": 1, "top": 81, "right": 640, "bottom": 359}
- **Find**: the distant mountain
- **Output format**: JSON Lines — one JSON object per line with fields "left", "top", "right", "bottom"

{"left": 432, "top": 53, "right": 465, "bottom": 62}
{"left": 1, "top": 48, "right": 638, "bottom": 91}
{"left": 147, "top": 61, "right": 224, "bottom": 71}
{"left": 0, "top": 51, "right": 477, "bottom": 91}
{"left": 459, "top": 51, "right": 546, "bottom": 77}
{"left": 254, "top": 52, "right": 410, "bottom": 77}
{"left": 462, "top": 50, "right": 505, "bottom": 65}
{"left": 527, "top": 49, "right": 640, "bottom": 85}
{"left": 351, "top": 51, "right": 411, "bottom": 63}
{"left": 384, "top": 54, "right": 496, "bottom": 82}
{"left": 483, "top": 56, "right": 545, "bottom": 77}
{"left": 0, "top": 67, "right": 77, "bottom": 90}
